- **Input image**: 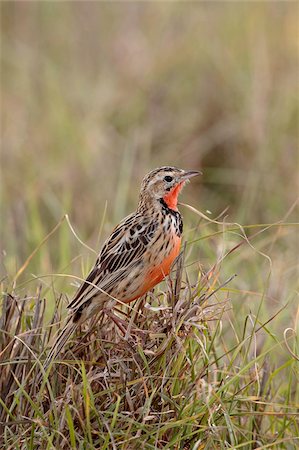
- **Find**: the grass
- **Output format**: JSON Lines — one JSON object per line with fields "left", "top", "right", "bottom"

{"left": 1, "top": 209, "right": 298, "bottom": 449}
{"left": 1, "top": 2, "right": 299, "bottom": 449}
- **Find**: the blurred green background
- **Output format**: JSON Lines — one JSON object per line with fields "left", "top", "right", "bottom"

{"left": 1, "top": 3, "right": 298, "bottom": 324}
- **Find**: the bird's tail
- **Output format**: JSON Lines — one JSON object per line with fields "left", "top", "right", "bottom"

{"left": 42, "top": 316, "right": 78, "bottom": 373}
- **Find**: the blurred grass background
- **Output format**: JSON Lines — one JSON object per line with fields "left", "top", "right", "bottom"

{"left": 1, "top": 3, "right": 299, "bottom": 447}
{"left": 1, "top": 3, "right": 298, "bottom": 330}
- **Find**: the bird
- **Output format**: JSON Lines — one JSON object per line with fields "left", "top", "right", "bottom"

{"left": 43, "top": 166, "right": 201, "bottom": 369}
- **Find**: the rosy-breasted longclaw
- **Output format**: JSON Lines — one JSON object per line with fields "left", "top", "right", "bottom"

{"left": 44, "top": 166, "right": 201, "bottom": 368}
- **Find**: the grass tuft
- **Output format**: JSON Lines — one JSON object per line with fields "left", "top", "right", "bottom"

{"left": 1, "top": 213, "right": 298, "bottom": 448}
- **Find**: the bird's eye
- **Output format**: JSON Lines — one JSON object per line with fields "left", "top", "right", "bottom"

{"left": 164, "top": 175, "right": 173, "bottom": 182}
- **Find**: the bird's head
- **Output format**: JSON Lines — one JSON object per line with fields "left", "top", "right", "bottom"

{"left": 139, "top": 166, "right": 201, "bottom": 211}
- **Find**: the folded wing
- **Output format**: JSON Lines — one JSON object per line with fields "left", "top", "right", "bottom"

{"left": 67, "top": 213, "right": 158, "bottom": 312}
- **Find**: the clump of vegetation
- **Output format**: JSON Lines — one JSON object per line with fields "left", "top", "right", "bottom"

{"left": 1, "top": 214, "right": 298, "bottom": 449}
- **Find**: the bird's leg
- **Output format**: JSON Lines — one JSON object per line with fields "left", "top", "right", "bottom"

{"left": 103, "top": 308, "right": 127, "bottom": 334}
{"left": 103, "top": 308, "right": 148, "bottom": 339}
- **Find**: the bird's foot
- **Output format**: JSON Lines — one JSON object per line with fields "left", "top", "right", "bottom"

{"left": 103, "top": 308, "right": 148, "bottom": 342}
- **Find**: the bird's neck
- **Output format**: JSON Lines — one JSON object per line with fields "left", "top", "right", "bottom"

{"left": 137, "top": 186, "right": 183, "bottom": 214}
{"left": 162, "top": 182, "right": 184, "bottom": 211}
{"left": 137, "top": 194, "right": 160, "bottom": 214}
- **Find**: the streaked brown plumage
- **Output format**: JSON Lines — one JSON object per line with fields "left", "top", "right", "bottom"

{"left": 44, "top": 166, "right": 201, "bottom": 368}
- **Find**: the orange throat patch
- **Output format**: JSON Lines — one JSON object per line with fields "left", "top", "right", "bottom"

{"left": 162, "top": 182, "right": 184, "bottom": 210}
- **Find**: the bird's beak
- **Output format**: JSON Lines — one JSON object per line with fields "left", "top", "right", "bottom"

{"left": 180, "top": 170, "right": 202, "bottom": 181}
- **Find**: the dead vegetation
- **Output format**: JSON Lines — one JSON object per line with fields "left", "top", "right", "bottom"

{"left": 1, "top": 252, "right": 298, "bottom": 449}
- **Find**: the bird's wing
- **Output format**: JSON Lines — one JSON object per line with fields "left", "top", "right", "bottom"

{"left": 67, "top": 212, "right": 158, "bottom": 311}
